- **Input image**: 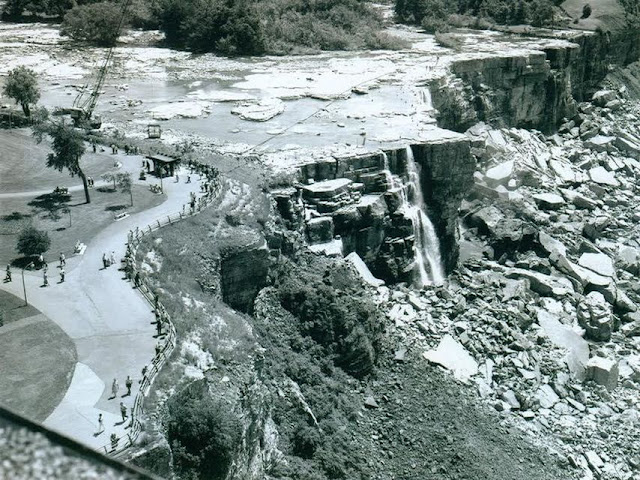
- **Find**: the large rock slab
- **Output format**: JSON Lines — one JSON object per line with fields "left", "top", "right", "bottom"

{"left": 578, "top": 252, "right": 615, "bottom": 278}
{"left": 485, "top": 160, "right": 514, "bottom": 187}
{"left": 533, "top": 192, "right": 565, "bottom": 210}
{"left": 345, "top": 252, "right": 385, "bottom": 287}
{"left": 505, "top": 267, "right": 573, "bottom": 297}
{"left": 585, "top": 136, "right": 615, "bottom": 153}
{"left": 589, "top": 166, "right": 619, "bottom": 187}
{"left": 537, "top": 310, "right": 589, "bottom": 380}
{"left": 423, "top": 335, "right": 478, "bottom": 382}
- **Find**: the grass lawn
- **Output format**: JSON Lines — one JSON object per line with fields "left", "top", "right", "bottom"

{"left": 0, "top": 291, "right": 77, "bottom": 422}
{"left": 0, "top": 128, "right": 127, "bottom": 194}
{"left": 0, "top": 290, "right": 39, "bottom": 325}
{"left": 0, "top": 185, "right": 166, "bottom": 267}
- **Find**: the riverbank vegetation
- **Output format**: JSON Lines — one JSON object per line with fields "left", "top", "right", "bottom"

{"left": 3, "top": 0, "right": 404, "bottom": 54}
{"left": 394, "top": 0, "right": 560, "bottom": 32}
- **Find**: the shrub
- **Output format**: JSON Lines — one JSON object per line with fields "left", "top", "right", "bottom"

{"left": 276, "top": 262, "right": 383, "bottom": 378}
{"left": 16, "top": 226, "right": 50, "bottom": 257}
{"left": 156, "top": 0, "right": 265, "bottom": 55}
{"left": 167, "top": 380, "right": 242, "bottom": 480}
{"left": 581, "top": 3, "right": 592, "bottom": 19}
{"left": 3, "top": 66, "right": 40, "bottom": 117}
{"left": 61, "top": 2, "right": 125, "bottom": 47}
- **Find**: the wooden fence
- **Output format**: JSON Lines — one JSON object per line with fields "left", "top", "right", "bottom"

{"left": 97, "top": 169, "right": 222, "bottom": 457}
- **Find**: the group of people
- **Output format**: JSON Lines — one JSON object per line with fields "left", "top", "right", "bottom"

{"left": 96, "top": 375, "right": 134, "bottom": 437}
{"left": 102, "top": 251, "right": 118, "bottom": 269}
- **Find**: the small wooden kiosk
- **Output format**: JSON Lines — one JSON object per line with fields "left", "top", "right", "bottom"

{"left": 146, "top": 154, "right": 179, "bottom": 178}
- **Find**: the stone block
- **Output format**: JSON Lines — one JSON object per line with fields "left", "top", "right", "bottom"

{"left": 587, "top": 356, "right": 619, "bottom": 391}
{"left": 307, "top": 216, "right": 334, "bottom": 244}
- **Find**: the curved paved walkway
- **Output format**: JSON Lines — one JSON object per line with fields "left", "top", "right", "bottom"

{"left": 0, "top": 161, "right": 203, "bottom": 450}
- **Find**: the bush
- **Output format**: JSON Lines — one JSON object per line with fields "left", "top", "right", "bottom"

{"left": 156, "top": 0, "right": 264, "bottom": 55}
{"left": 276, "top": 261, "right": 383, "bottom": 378}
{"left": 61, "top": 2, "right": 125, "bottom": 47}
{"left": 395, "top": 0, "right": 556, "bottom": 28}
{"left": 16, "top": 226, "right": 50, "bottom": 257}
{"left": 167, "top": 380, "right": 242, "bottom": 480}
{"left": 581, "top": 3, "right": 592, "bottom": 19}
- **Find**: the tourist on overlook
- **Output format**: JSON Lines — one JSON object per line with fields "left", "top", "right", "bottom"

{"left": 120, "top": 402, "right": 127, "bottom": 422}
{"left": 125, "top": 375, "right": 133, "bottom": 396}
{"left": 59, "top": 268, "right": 65, "bottom": 283}
{"left": 59, "top": 252, "right": 65, "bottom": 267}
{"left": 102, "top": 253, "right": 109, "bottom": 269}
{"left": 111, "top": 378, "right": 119, "bottom": 399}
{"left": 42, "top": 269, "right": 48, "bottom": 287}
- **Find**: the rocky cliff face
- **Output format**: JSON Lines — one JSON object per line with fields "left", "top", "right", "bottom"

{"left": 274, "top": 136, "right": 474, "bottom": 284}
{"left": 431, "top": 29, "right": 640, "bottom": 134}
{"left": 411, "top": 137, "right": 475, "bottom": 272}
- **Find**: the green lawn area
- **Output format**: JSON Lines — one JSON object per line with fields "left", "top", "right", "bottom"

{"left": 0, "top": 291, "right": 77, "bottom": 422}
{"left": 0, "top": 128, "right": 126, "bottom": 194}
{"left": 0, "top": 290, "right": 39, "bottom": 325}
{"left": 0, "top": 185, "right": 166, "bottom": 266}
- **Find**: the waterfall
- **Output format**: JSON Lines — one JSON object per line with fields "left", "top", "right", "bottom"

{"left": 419, "top": 89, "right": 433, "bottom": 112}
{"left": 404, "top": 146, "right": 445, "bottom": 286}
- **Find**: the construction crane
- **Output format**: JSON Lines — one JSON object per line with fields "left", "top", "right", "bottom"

{"left": 69, "top": 0, "right": 132, "bottom": 129}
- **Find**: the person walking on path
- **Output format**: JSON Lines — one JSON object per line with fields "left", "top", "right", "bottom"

{"left": 59, "top": 268, "right": 65, "bottom": 283}
{"left": 4, "top": 265, "right": 11, "bottom": 283}
{"left": 38, "top": 253, "right": 44, "bottom": 269}
{"left": 134, "top": 271, "right": 141, "bottom": 288}
{"left": 102, "top": 253, "right": 109, "bottom": 269}
{"left": 110, "top": 251, "right": 116, "bottom": 266}
{"left": 111, "top": 378, "right": 119, "bottom": 399}
{"left": 156, "top": 318, "right": 162, "bottom": 337}
{"left": 120, "top": 402, "right": 127, "bottom": 422}
{"left": 59, "top": 252, "right": 66, "bottom": 268}
{"left": 42, "top": 269, "right": 48, "bottom": 287}
{"left": 96, "top": 413, "right": 104, "bottom": 435}
{"left": 125, "top": 375, "right": 133, "bottom": 396}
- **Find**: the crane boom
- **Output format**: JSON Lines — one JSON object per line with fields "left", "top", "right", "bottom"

{"left": 72, "top": 0, "right": 132, "bottom": 127}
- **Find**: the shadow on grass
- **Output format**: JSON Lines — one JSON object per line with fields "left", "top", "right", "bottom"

{"left": 105, "top": 205, "right": 128, "bottom": 212}
{"left": 28, "top": 193, "right": 71, "bottom": 221}
{"left": 2, "top": 212, "right": 32, "bottom": 222}
{"left": 10, "top": 256, "right": 39, "bottom": 269}
{"left": 97, "top": 187, "right": 117, "bottom": 193}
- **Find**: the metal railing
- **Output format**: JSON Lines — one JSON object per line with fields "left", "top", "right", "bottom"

{"left": 97, "top": 168, "right": 222, "bottom": 457}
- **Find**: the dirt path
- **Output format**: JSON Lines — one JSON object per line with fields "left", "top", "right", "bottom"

{"left": 0, "top": 165, "right": 203, "bottom": 451}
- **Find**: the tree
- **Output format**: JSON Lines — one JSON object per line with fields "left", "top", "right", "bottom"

{"left": 16, "top": 226, "right": 51, "bottom": 258}
{"left": 3, "top": 66, "right": 40, "bottom": 117}
{"left": 102, "top": 171, "right": 134, "bottom": 206}
{"left": 156, "top": 0, "right": 265, "bottom": 55}
{"left": 582, "top": 4, "right": 592, "bottom": 19}
{"left": 168, "top": 380, "right": 242, "bottom": 480}
{"left": 61, "top": 2, "right": 126, "bottom": 47}
{"left": 42, "top": 122, "right": 91, "bottom": 204}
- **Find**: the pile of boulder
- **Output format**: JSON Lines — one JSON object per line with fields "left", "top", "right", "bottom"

{"left": 379, "top": 87, "right": 640, "bottom": 479}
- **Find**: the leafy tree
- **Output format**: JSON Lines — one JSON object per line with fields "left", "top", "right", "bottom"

{"left": 40, "top": 122, "right": 91, "bottom": 204}
{"left": 16, "top": 226, "right": 51, "bottom": 257}
{"left": 167, "top": 380, "right": 242, "bottom": 480}
{"left": 156, "top": 0, "right": 264, "bottom": 55}
{"left": 2, "top": 0, "right": 75, "bottom": 18}
{"left": 3, "top": 66, "right": 40, "bottom": 117}
{"left": 61, "top": 2, "right": 126, "bottom": 47}
{"left": 102, "top": 171, "right": 134, "bottom": 206}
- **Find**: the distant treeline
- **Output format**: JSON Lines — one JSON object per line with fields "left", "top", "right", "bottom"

{"left": 2, "top": 0, "right": 405, "bottom": 55}
{"left": 394, "top": 0, "right": 562, "bottom": 31}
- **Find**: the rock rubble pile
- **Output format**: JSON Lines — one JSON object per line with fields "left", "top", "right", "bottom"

{"left": 380, "top": 86, "right": 640, "bottom": 480}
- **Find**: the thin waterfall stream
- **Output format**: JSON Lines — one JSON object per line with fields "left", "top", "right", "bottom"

{"left": 382, "top": 148, "right": 445, "bottom": 286}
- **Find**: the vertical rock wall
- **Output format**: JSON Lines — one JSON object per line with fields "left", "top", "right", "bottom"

{"left": 411, "top": 138, "right": 475, "bottom": 273}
